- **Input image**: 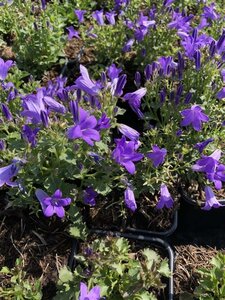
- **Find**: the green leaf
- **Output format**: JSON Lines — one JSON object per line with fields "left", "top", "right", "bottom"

{"left": 68, "top": 206, "right": 88, "bottom": 240}
{"left": 0, "top": 266, "right": 10, "bottom": 274}
{"left": 111, "top": 263, "right": 124, "bottom": 276}
{"left": 142, "top": 249, "right": 159, "bottom": 268}
{"left": 94, "top": 180, "right": 112, "bottom": 195}
{"left": 69, "top": 226, "right": 82, "bottom": 239}
{"left": 58, "top": 266, "right": 73, "bottom": 283}
{"left": 114, "top": 107, "right": 126, "bottom": 116}
{"left": 158, "top": 260, "right": 171, "bottom": 277}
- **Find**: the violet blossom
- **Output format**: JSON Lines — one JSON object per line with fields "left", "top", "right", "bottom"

{"left": 114, "top": 0, "right": 130, "bottom": 10}
{"left": 67, "top": 108, "right": 100, "bottom": 146}
{"left": 36, "top": 189, "right": 71, "bottom": 218}
{"left": 217, "top": 87, "right": 225, "bottom": 100}
{"left": 79, "top": 282, "right": 101, "bottom": 300}
{"left": 202, "top": 3, "right": 220, "bottom": 20}
{"left": 22, "top": 125, "right": 40, "bottom": 148}
{"left": 0, "top": 162, "right": 19, "bottom": 187}
{"left": 122, "top": 38, "right": 134, "bottom": 52}
{"left": 180, "top": 31, "right": 212, "bottom": 58}
{"left": 192, "top": 149, "right": 221, "bottom": 174}
{"left": 40, "top": 110, "right": 49, "bottom": 128}
{"left": 123, "top": 87, "right": 147, "bottom": 118}
{"left": 163, "top": 0, "right": 175, "bottom": 7}
{"left": 180, "top": 105, "right": 209, "bottom": 131}
{"left": 74, "top": 9, "right": 86, "bottom": 23}
{"left": 0, "top": 140, "right": 5, "bottom": 151}
{"left": 118, "top": 124, "right": 140, "bottom": 141}
{"left": 21, "top": 94, "right": 46, "bottom": 124}
{"left": 83, "top": 187, "right": 98, "bottom": 206}
{"left": 92, "top": 10, "right": 104, "bottom": 25}
{"left": 107, "top": 64, "right": 122, "bottom": 80}
{"left": 21, "top": 89, "right": 65, "bottom": 124}
{"left": 111, "top": 74, "right": 127, "bottom": 97}
{"left": 194, "top": 138, "right": 214, "bottom": 154}
{"left": 144, "top": 64, "right": 152, "bottom": 80}
{"left": 221, "top": 69, "right": 225, "bottom": 82}
{"left": 75, "top": 65, "right": 101, "bottom": 96}
{"left": 156, "top": 184, "right": 174, "bottom": 209}
{"left": 217, "top": 30, "right": 225, "bottom": 54}
{"left": 194, "top": 50, "right": 201, "bottom": 70}
{"left": 96, "top": 113, "right": 110, "bottom": 130}
{"left": 66, "top": 26, "right": 80, "bottom": 40}
{"left": 38, "top": 89, "right": 66, "bottom": 114}
{"left": 69, "top": 100, "right": 79, "bottom": 123}
{"left": 158, "top": 56, "right": 177, "bottom": 76}
{"left": 206, "top": 163, "right": 225, "bottom": 190}
{"left": 112, "top": 136, "right": 143, "bottom": 174}
{"left": 168, "top": 11, "right": 193, "bottom": 33}
{"left": 124, "top": 186, "right": 137, "bottom": 212}
{"left": 0, "top": 58, "right": 13, "bottom": 81}
{"left": 134, "top": 13, "right": 155, "bottom": 42}
{"left": 134, "top": 71, "right": 141, "bottom": 88}
{"left": 202, "top": 186, "right": 223, "bottom": 210}
{"left": 1, "top": 103, "right": 13, "bottom": 120}
{"left": 105, "top": 11, "right": 116, "bottom": 25}
{"left": 147, "top": 145, "right": 167, "bottom": 167}
{"left": 197, "top": 17, "right": 209, "bottom": 30}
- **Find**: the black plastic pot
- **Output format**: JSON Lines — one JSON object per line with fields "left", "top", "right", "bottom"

{"left": 69, "top": 231, "right": 174, "bottom": 300}
{"left": 68, "top": 238, "right": 79, "bottom": 270}
{"left": 126, "top": 210, "right": 178, "bottom": 237}
{"left": 179, "top": 189, "right": 225, "bottom": 232}
{"left": 88, "top": 208, "right": 178, "bottom": 238}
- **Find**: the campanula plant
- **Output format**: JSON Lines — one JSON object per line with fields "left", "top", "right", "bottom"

{"left": 0, "top": 0, "right": 225, "bottom": 240}
{"left": 55, "top": 237, "right": 170, "bottom": 300}
{"left": 194, "top": 252, "right": 225, "bottom": 299}
{"left": 138, "top": 5, "right": 225, "bottom": 205}
{"left": 0, "top": 0, "right": 67, "bottom": 77}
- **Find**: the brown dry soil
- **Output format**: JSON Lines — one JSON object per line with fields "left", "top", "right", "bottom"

{"left": 174, "top": 244, "right": 219, "bottom": 299}
{"left": 1, "top": 205, "right": 225, "bottom": 299}
{"left": 0, "top": 209, "right": 72, "bottom": 300}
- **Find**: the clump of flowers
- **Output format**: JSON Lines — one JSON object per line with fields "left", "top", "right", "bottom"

{"left": 0, "top": 1, "right": 225, "bottom": 240}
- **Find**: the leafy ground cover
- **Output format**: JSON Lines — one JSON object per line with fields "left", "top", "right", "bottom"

{"left": 0, "top": 0, "right": 225, "bottom": 299}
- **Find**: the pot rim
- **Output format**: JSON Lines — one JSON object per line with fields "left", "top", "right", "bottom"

{"left": 180, "top": 187, "right": 225, "bottom": 207}
{"left": 69, "top": 232, "right": 174, "bottom": 300}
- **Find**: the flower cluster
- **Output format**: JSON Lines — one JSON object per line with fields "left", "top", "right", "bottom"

{"left": 0, "top": 0, "right": 225, "bottom": 231}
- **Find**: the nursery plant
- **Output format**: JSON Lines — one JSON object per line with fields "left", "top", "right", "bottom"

{"left": 55, "top": 236, "right": 171, "bottom": 300}
{"left": 181, "top": 252, "right": 225, "bottom": 300}
{"left": 0, "top": 258, "right": 42, "bottom": 300}
{"left": 0, "top": 0, "right": 69, "bottom": 77}
{"left": 1, "top": 0, "right": 225, "bottom": 298}
{"left": 0, "top": 0, "right": 225, "bottom": 238}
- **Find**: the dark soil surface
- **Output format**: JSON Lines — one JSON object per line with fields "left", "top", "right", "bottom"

{"left": 85, "top": 194, "right": 179, "bottom": 234}
{"left": 1, "top": 194, "right": 225, "bottom": 299}
{"left": 0, "top": 207, "right": 72, "bottom": 300}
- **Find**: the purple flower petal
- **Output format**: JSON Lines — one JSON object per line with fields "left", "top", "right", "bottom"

{"left": 156, "top": 184, "right": 174, "bottom": 209}
{"left": 44, "top": 205, "right": 55, "bottom": 217}
{"left": 124, "top": 186, "right": 137, "bottom": 212}
{"left": 54, "top": 206, "right": 65, "bottom": 218}
{"left": 202, "top": 186, "right": 223, "bottom": 210}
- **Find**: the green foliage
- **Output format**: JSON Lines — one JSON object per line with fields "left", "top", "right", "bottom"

{"left": 0, "top": 258, "right": 42, "bottom": 300}
{"left": 139, "top": 24, "right": 225, "bottom": 195}
{"left": 55, "top": 237, "right": 170, "bottom": 299}
{"left": 0, "top": 0, "right": 67, "bottom": 77}
{"left": 84, "top": 19, "right": 127, "bottom": 66}
{"left": 194, "top": 253, "right": 225, "bottom": 300}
